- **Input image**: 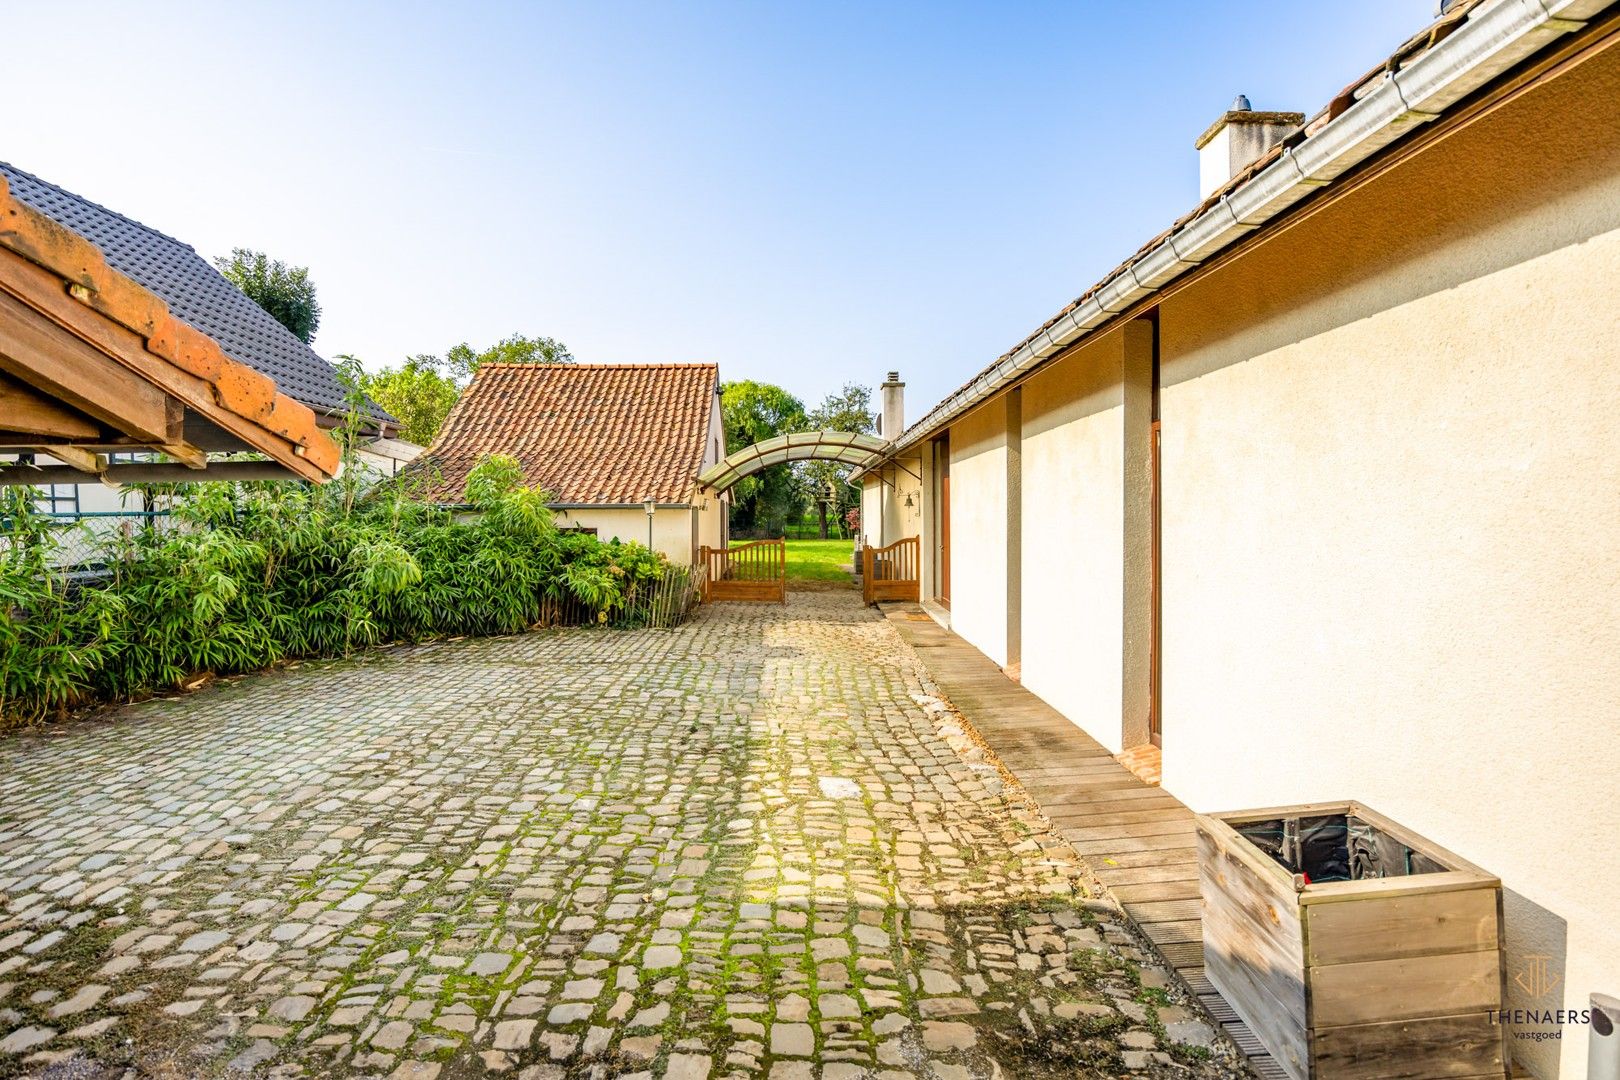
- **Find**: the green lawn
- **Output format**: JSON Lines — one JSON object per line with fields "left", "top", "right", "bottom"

{"left": 783, "top": 538, "right": 856, "bottom": 581}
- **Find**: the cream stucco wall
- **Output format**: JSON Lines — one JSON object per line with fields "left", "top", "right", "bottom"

{"left": 1017, "top": 331, "right": 1127, "bottom": 753}
{"left": 860, "top": 477, "right": 884, "bottom": 549}
{"left": 858, "top": 456, "right": 924, "bottom": 551}
{"left": 883, "top": 455, "right": 924, "bottom": 548}
{"left": 1155, "top": 45, "right": 1620, "bottom": 1076}
{"left": 556, "top": 505, "right": 711, "bottom": 566}
{"left": 946, "top": 403, "right": 1009, "bottom": 666}
{"left": 696, "top": 492, "right": 726, "bottom": 555}
{"left": 1160, "top": 227, "right": 1620, "bottom": 1076}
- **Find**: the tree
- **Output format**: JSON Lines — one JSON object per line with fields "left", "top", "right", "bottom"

{"left": 359, "top": 356, "right": 460, "bottom": 445}
{"left": 801, "top": 383, "right": 875, "bottom": 538}
{"left": 359, "top": 334, "right": 575, "bottom": 446}
{"left": 720, "top": 381, "right": 807, "bottom": 536}
{"left": 214, "top": 248, "right": 321, "bottom": 343}
{"left": 444, "top": 334, "right": 573, "bottom": 380}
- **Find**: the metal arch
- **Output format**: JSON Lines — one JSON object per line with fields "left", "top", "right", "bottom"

{"left": 697, "top": 431, "right": 889, "bottom": 493}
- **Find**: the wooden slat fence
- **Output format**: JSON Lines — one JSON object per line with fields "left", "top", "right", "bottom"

{"left": 863, "top": 536, "right": 919, "bottom": 604}
{"left": 700, "top": 539, "right": 786, "bottom": 603}
{"left": 536, "top": 563, "right": 703, "bottom": 629}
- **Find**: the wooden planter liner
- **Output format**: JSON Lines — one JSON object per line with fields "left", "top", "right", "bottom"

{"left": 1194, "top": 801, "right": 1508, "bottom": 1080}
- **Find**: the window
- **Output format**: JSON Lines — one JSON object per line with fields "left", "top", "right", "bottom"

{"left": 34, "top": 484, "right": 80, "bottom": 518}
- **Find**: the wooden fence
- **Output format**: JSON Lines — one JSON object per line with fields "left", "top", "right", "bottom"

{"left": 862, "top": 536, "right": 919, "bottom": 604}
{"left": 700, "top": 539, "right": 786, "bottom": 604}
{"left": 535, "top": 563, "right": 703, "bottom": 629}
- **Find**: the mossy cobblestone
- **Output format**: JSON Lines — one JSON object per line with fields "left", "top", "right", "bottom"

{"left": 0, "top": 592, "right": 1242, "bottom": 1078}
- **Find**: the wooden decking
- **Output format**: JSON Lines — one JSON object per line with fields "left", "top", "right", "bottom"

{"left": 885, "top": 607, "right": 1288, "bottom": 1080}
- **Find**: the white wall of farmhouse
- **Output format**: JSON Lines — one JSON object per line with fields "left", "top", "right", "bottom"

{"left": 1017, "top": 332, "right": 1127, "bottom": 753}
{"left": 1156, "top": 51, "right": 1620, "bottom": 1078}
{"left": 897, "top": 40, "right": 1620, "bottom": 1077}
{"left": 860, "top": 479, "right": 883, "bottom": 549}
{"left": 945, "top": 402, "right": 1011, "bottom": 667}
{"left": 858, "top": 455, "right": 924, "bottom": 551}
{"left": 884, "top": 457, "right": 924, "bottom": 548}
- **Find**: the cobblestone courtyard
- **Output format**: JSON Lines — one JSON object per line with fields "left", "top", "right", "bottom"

{"left": 0, "top": 592, "right": 1242, "bottom": 1079}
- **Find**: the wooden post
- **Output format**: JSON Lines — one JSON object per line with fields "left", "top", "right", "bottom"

{"left": 1121, "top": 318, "right": 1156, "bottom": 751}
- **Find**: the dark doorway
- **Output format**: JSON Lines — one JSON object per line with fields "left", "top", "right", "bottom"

{"left": 1148, "top": 320, "right": 1162, "bottom": 747}
{"left": 1150, "top": 418, "right": 1162, "bottom": 747}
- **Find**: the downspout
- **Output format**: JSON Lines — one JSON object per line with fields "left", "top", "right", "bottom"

{"left": 884, "top": 0, "right": 1611, "bottom": 460}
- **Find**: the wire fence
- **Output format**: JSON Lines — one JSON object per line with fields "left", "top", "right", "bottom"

{"left": 733, "top": 519, "right": 857, "bottom": 541}
{"left": 2, "top": 511, "right": 176, "bottom": 575}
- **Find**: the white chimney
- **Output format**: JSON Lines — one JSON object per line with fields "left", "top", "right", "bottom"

{"left": 1196, "top": 95, "right": 1303, "bottom": 199}
{"left": 880, "top": 371, "right": 904, "bottom": 440}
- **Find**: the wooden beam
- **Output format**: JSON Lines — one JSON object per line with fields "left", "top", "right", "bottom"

{"left": 0, "top": 288, "right": 172, "bottom": 442}
{"left": 0, "top": 460, "right": 306, "bottom": 486}
{"left": 0, "top": 438, "right": 142, "bottom": 451}
{"left": 27, "top": 445, "right": 104, "bottom": 474}
{"left": 0, "top": 372, "right": 100, "bottom": 439}
{"left": 160, "top": 442, "right": 209, "bottom": 469}
{"left": 0, "top": 250, "right": 327, "bottom": 483}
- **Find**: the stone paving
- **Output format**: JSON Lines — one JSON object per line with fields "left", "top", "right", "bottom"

{"left": 0, "top": 591, "right": 1246, "bottom": 1079}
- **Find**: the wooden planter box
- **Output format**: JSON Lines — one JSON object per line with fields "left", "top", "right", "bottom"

{"left": 1194, "top": 801, "right": 1508, "bottom": 1080}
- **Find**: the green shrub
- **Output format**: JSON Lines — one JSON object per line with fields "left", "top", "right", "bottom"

{"left": 0, "top": 454, "right": 677, "bottom": 726}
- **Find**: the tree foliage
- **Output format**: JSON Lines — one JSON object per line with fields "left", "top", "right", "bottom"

{"left": 213, "top": 248, "right": 322, "bottom": 343}
{"left": 801, "top": 383, "right": 875, "bottom": 537}
{"left": 357, "top": 334, "right": 574, "bottom": 447}
{"left": 358, "top": 356, "right": 460, "bottom": 445}
{"left": 720, "top": 380, "right": 807, "bottom": 536}
{"left": 445, "top": 333, "right": 574, "bottom": 379}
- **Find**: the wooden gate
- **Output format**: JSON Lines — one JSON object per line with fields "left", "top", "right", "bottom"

{"left": 700, "top": 539, "right": 786, "bottom": 603}
{"left": 863, "top": 536, "right": 919, "bottom": 604}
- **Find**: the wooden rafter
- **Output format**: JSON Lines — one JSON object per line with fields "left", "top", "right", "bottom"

{"left": 0, "top": 247, "right": 325, "bottom": 483}
{"left": 0, "top": 288, "right": 175, "bottom": 443}
{"left": 33, "top": 445, "right": 104, "bottom": 474}
{"left": 0, "top": 371, "right": 99, "bottom": 439}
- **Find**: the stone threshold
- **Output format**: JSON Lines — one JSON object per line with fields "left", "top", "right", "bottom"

{"left": 881, "top": 604, "right": 1289, "bottom": 1080}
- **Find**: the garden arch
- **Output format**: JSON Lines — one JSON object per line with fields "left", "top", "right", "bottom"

{"left": 696, "top": 431, "right": 888, "bottom": 493}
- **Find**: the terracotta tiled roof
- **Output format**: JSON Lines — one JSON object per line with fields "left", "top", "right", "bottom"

{"left": 0, "top": 173, "right": 340, "bottom": 478}
{"left": 415, "top": 363, "right": 720, "bottom": 504}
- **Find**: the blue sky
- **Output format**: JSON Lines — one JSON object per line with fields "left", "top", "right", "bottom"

{"left": 8, "top": 1, "right": 1422, "bottom": 419}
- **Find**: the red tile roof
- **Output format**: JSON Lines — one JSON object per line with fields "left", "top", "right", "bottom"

{"left": 415, "top": 363, "right": 720, "bottom": 504}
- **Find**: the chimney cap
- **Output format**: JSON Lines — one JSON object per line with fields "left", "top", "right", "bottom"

{"left": 1195, "top": 99, "right": 1306, "bottom": 150}
{"left": 882, "top": 371, "right": 903, "bottom": 385}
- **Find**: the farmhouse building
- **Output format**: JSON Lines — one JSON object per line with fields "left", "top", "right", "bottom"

{"left": 858, "top": 2, "right": 1620, "bottom": 1075}
{"left": 415, "top": 362, "right": 727, "bottom": 564}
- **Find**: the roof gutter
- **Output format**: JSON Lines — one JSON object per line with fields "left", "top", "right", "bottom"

{"left": 880, "top": 0, "right": 1612, "bottom": 461}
